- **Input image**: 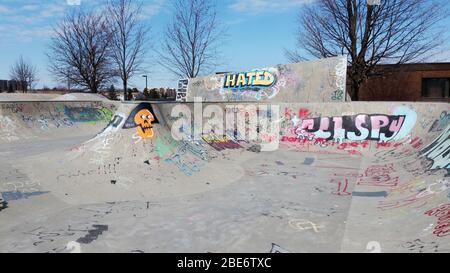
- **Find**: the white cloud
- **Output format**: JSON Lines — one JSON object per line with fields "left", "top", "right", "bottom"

{"left": 21, "top": 4, "right": 40, "bottom": 11}
{"left": 0, "top": 2, "right": 67, "bottom": 44}
{"left": 425, "top": 49, "right": 450, "bottom": 62}
{"left": 140, "top": 0, "right": 165, "bottom": 20}
{"left": 40, "top": 3, "right": 66, "bottom": 18}
{"left": 67, "top": 0, "right": 81, "bottom": 6}
{"left": 0, "top": 4, "right": 11, "bottom": 13}
{"left": 229, "top": 0, "right": 314, "bottom": 14}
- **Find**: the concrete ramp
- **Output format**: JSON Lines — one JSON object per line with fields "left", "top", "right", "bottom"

{"left": 0, "top": 100, "right": 449, "bottom": 253}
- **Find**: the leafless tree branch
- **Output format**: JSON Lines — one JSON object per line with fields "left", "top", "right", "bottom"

{"left": 107, "top": 0, "right": 150, "bottom": 100}
{"left": 158, "top": 0, "right": 223, "bottom": 79}
{"left": 287, "top": 0, "right": 449, "bottom": 100}
{"left": 10, "top": 55, "right": 38, "bottom": 92}
{"left": 47, "top": 9, "right": 114, "bottom": 93}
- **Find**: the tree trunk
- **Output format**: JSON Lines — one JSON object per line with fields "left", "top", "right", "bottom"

{"left": 351, "top": 82, "right": 359, "bottom": 101}
{"left": 123, "top": 79, "right": 128, "bottom": 101}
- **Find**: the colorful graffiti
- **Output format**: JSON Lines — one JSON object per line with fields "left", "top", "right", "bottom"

{"left": 201, "top": 134, "right": 241, "bottom": 151}
{"left": 421, "top": 126, "right": 449, "bottom": 169}
{"left": 134, "top": 109, "right": 155, "bottom": 139}
{"left": 291, "top": 114, "right": 410, "bottom": 142}
{"left": 1, "top": 103, "right": 115, "bottom": 132}
{"left": 63, "top": 106, "right": 113, "bottom": 123}
{"left": 218, "top": 67, "right": 287, "bottom": 101}
{"left": 424, "top": 204, "right": 450, "bottom": 237}
{"left": 223, "top": 70, "right": 276, "bottom": 89}
{"left": 123, "top": 103, "right": 159, "bottom": 139}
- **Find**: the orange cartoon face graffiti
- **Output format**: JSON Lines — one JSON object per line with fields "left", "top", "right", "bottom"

{"left": 134, "top": 109, "right": 155, "bottom": 138}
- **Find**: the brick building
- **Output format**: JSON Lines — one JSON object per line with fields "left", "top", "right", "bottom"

{"left": 357, "top": 63, "right": 450, "bottom": 102}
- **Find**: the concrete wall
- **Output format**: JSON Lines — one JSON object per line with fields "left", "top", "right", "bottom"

{"left": 180, "top": 56, "right": 348, "bottom": 103}
{"left": 0, "top": 101, "right": 119, "bottom": 143}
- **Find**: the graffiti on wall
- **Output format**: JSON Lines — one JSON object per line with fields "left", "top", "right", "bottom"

{"left": 223, "top": 70, "right": 276, "bottom": 89}
{"left": 176, "top": 79, "right": 189, "bottom": 102}
{"left": 357, "top": 164, "right": 399, "bottom": 187}
{"left": 401, "top": 239, "right": 439, "bottom": 253}
{"left": 62, "top": 106, "right": 113, "bottom": 123}
{"left": 421, "top": 126, "right": 449, "bottom": 170}
{"left": 164, "top": 141, "right": 208, "bottom": 176}
{"left": 0, "top": 103, "right": 116, "bottom": 141}
{"left": 123, "top": 103, "right": 159, "bottom": 139}
{"left": 201, "top": 134, "right": 241, "bottom": 151}
{"left": 286, "top": 114, "right": 412, "bottom": 142}
{"left": 424, "top": 203, "right": 450, "bottom": 237}
{"left": 330, "top": 178, "right": 351, "bottom": 196}
{"left": 218, "top": 67, "right": 287, "bottom": 101}
{"left": 429, "top": 111, "right": 449, "bottom": 132}
{"left": 94, "top": 113, "right": 126, "bottom": 139}
{"left": 331, "top": 90, "right": 344, "bottom": 101}
{"left": 0, "top": 116, "right": 20, "bottom": 141}
{"left": 134, "top": 109, "right": 155, "bottom": 139}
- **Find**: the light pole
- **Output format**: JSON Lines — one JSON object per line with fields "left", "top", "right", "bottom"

{"left": 142, "top": 75, "right": 148, "bottom": 91}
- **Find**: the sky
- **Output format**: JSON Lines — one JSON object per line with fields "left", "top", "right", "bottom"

{"left": 0, "top": 0, "right": 449, "bottom": 90}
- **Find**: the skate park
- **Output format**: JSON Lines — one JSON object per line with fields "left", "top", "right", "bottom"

{"left": 0, "top": 56, "right": 449, "bottom": 253}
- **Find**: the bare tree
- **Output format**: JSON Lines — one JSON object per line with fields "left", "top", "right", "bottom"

{"left": 159, "top": 0, "right": 223, "bottom": 79}
{"left": 287, "top": 0, "right": 449, "bottom": 101}
{"left": 107, "top": 0, "right": 150, "bottom": 101}
{"left": 48, "top": 10, "right": 114, "bottom": 93}
{"left": 10, "top": 55, "right": 37, "bottom": 92}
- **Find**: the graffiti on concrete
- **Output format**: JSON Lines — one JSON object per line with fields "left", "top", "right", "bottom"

{"left": 76, "top": 224, "right": 108, "bottom": 244}
{"left": 377, "top": 179, "right": 449, "bottom": 211}
{"left": 269, "top": 243, "right": 289, "bottom": 253}
{"left": 123, "top": 103, "right": 159, "bottom": 139}
{"left": 0, "top": 103, "right": 116, "bottom": 141}
{"left": 421, "top": 126, "right": 449, "bottom": 169}
{"left": 0, "top": 115, "right": 20, "bottom": 141}
{"left": 63, "top": 106, "right": 113, "bottom": 123}
{"left": 357, "top": 163, "right": 399, "bottom": 187}
{"left": 429, "top": 111, "right": 449, "bottom": 132}
{"left": 291, "top": 114, "right": 411, "bottom": 142}
{"left": 331, "top": 89, "right": 344, "bottom": 101}
{"left": 162, "top": 140, "right": 208, "bottom": 176}
{"left": 330, "top": 178, "right": 351, "bottom": 196}
{"left": 288, "top": 219, "right": 323, "bottom": 233}
{"left": 223, "top": 70, "right": 276, "bottom": 89}
{"left": 176, "top": 78, "right": 189, "bottom": 102}
{"left": 0, "top": 198, "right": 7, "bottom": 211}
{"left": 94, "top": 113, "right": 126, "bottom": 139}
{"left": 134, "top": 109, "right": 155, "bottom": 139}
{"left": 201, "top": 134, "right": 242, "bottom": 151}
{"left": 366, "top": 241, "right": 382, "bottom": 253}
{"left": 219, "top": 67, "right": 286, "bottom": 101}
{"left": 155, "top": 135, "right": 178, "bottom": 159}
{"left": 402, "top": 239, "right": 439, "bottom": 253}
{"left": 424, "top": 203, "right": 450, "bottom": 237}
{"left": 1, "top": 191, "right": 50, "bottom": 202}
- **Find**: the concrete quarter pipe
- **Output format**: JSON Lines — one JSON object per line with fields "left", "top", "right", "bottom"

{"left": 0, "top": 58, "right": 449, "bottom": 253}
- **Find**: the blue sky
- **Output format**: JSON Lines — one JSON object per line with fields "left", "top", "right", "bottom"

{"left": 0, "top": 0, "right": 449, "bottom": 90}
